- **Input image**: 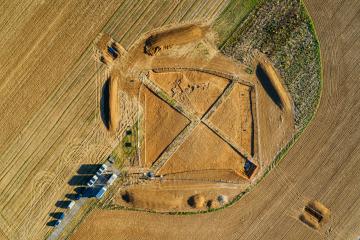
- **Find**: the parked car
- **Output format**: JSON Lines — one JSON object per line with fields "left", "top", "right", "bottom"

{"left": 108, "top": 156, "right": 115, "bottom": 164}
{"left": 96, "top": 164, "right": 107, "bottom": 175}
{"left": 74, "top": 193, "right": 81, "bottom": 200}
{"left": 87, "top": 175, "right": 98, "bottom": 187}
{"left": 56, "top": 212, "right": 65, "bottom": 220}
{"left": 54, "top": 219, "right": 61, "bottom": 227}
{"left": 67, "top": 200, "right": 75, "bottom": 209}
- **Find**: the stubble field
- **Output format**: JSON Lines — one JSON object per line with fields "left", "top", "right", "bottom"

{"left": 0, "top": 0, "right": 230, "bottom": 239}
{"left": 1, "top": 0, "right": 359, "bottom": 239}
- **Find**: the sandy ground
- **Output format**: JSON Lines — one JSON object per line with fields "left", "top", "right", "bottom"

{"left": 157, "top": 124, "right": 247, "bottom": 177}
{"left": 68, "top": 1, "right": 360, "bottom": 239}
{"left": 140, "top": 86, "right": 189, "bottom": 167}
{"left": 207, "top": 83, "right": 254, "bottom": 156}
{"left": 114, "top": 180, "right": 240, "bottom": 212}
{"left": 148, "top": 70, "right": 229, "bottom": 116}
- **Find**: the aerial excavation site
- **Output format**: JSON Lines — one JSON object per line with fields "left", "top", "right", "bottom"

{"left": 0, "top": 0, "right": 359, "bottom": 240}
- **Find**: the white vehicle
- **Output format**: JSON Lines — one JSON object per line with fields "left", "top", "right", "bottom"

{"left": 87, "top": 175, "right": 98, "bottom": 187}
{"left": 67, "top": 200, "right": 75, "bottom": 209}
{"left": 107, "top": 173, "right": 118, "bottom": 186}
{"left": 96, "top": 164, "right": 107, "bottom": 175}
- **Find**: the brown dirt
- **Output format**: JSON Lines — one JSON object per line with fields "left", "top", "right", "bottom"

{"left": 161, "top": 169, "right": 248, "bottom": 183}
{"left": 148, "top": 70, "right": 229, "bottom": 116}
{"left": 0, "top": 0, "right": 229, "bottom": 239}
{"left": 251, "top": 63, "right": 295, "bottom": 167}
{"left": 68, "top": 1, "right": 360, "bottom": 240}
{"left": 140, "top": 86, "right": 190, "bottom": 167}
{"left": 113, "top": 180, "right": 239, "bottom": 212}
{"left": 188, "top": 194, "right": 206, "bottom": 208}
{"left": 300, "top": 212, "right": 321, "bottom": 230}
{"left": 108, "top": 76, "right": 119, "bottom": 132}
{"left": 158, "top": 124, "right": 248, "bottom": 178}
{"left": 256, "top": 53, "right": 293, "bottom": 112}
{"left": 207, "top": 83, "right": 254, "bottom": 156}
{"left": 145, "top": 25, "right": 207, "bottom": 56}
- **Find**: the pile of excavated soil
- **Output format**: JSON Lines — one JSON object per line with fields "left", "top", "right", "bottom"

{"left": 145, "top": 25, "right": 206, "bottom": 56}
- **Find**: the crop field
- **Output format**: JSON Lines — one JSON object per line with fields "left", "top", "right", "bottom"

{"left": 68, "top": 0, "right": 360, "bottom": 239}
{"left": 0, "top": 0, "right": 230, "bottom": 239}
{"left": 1, "top": 0, "right": 359, "bottom": 239}
{"left": 69, "top": 1, "right": 296, "bottom": 239}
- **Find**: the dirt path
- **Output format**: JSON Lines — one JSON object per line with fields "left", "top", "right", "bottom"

{"left": 69, "top": 1, "right": 360, "bottom": 239}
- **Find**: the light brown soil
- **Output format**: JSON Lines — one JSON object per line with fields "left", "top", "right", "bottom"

{"left": 158, "top": 124, "right": 248, "bottom": 178}
{"left": 140, "top": 86, "right": 190, "bottom": 167}
{"left": 251, "top": 67, "right": 295, "bottom": 167}
{"left": 207, "top": 83, "right": 254, "bottom": 156}
{"left": 69, "top": 1, "right": 360, "bottom": 240}
{"left": 256, "top": 53, "right": 293, "bottom": 112}
{"left": 162, "top": 169, "right": 248, "bottom": 183}
{"left": 145, "top": 25, "right": 207, "bottom": 56}
{"left": 113, "top": 180, "right": 240, "bottom": 212}
{"left": 108, "top": 76, "right": 119, "bottom": 132}
{"left": 148, "top": 70, "right": 229, "bottom": 117}
{"left": 0, "top": 0, "right": 230, "bottom": 239}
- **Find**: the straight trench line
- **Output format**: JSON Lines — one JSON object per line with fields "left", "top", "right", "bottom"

{"left": 140, "top": 72, "right": 252, "bottom": 174}
{"left": 151, "top": 120, "right": 200, "bottom": 172}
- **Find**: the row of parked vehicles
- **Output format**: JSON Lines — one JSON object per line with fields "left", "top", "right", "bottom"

{"left": 53, "top": 163, "right": 117, "bottom": 227}
{"left": 87, "top": 164, "right": 107, "bottom": 187}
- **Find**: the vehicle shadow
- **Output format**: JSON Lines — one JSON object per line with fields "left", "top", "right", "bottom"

{"left": 65, "top": 193, "right": 80, "bottom": 200}
{"left": 68, "top": 175, "right": 91, "bottom": 186}
{"left": 77, "top": 164, "right": 101, "bottom": 175}
{"left": 49, "top": 212, "right": 64, "bottom": 219}
{"left": 46, "top": 220, "right": 58, "bottom": 227}
{"left": 55, "top": 200, "right": 71, "bottom": 209}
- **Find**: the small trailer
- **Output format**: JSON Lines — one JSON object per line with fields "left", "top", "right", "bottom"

{"left": 95, "top": 186, "right": 107, "bottom": 199}
{"left": 107, "top": 173, "right": 118, "bottom": 186}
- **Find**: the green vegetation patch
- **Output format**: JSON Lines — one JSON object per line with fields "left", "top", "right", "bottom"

{"left": 213, "top": 0, "right": 263, "bottom": 46}
{"left": 111, "top": 121, "right": 139, "bottom": 168}
{"left": 217, "top": 0, "right": 321, "bottom": 129}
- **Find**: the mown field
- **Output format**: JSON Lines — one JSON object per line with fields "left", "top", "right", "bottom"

{"left": 1, "top": 0, "right": 359, "bottom": 239}
{"left": 69, "top": 0, "right": 360, "bottom": 240}
{"left": 0, "top": 0, "right": 229, "bottom": 239}
{"left": 64, "top": 0, "right": 360, "bottom": 240}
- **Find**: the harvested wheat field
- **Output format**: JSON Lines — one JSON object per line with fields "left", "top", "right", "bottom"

{"left": 0, "top": 0, "right": 232, "bottom": 239}
{"left": 69, "top": 0, "right": 360, "bottom": 240}
{"left": 2, "top": 0, "right": 359, "bottom": 239}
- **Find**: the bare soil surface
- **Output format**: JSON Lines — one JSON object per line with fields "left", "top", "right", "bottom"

{"left": 207, "top": 83, "right": 254, "bottom": 156}
{"left": 140, "top": 86, "right": 190, "bottom": 167}
{"left": 0, "top": 0, "right": 230, "bottom": 239}
{"left": 114, "top": 180, "right": 239, "bottom": 212}
{"left": 158, "top": 124, "right": 248, "bottom": 178}
{"left": 70, "top": 1, "right": 360, "bottom": 240}
{"left": 148, "top": 70, "right": 229, "bottom": 117}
